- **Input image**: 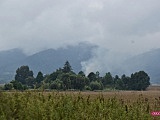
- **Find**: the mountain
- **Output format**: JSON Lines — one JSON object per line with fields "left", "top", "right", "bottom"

{"left": 120, "top": 49, "right": 160, "bottom": 84}
{"left": 0, "top": 43, "right": 95, "bottom": 83}
{"left": 1, "top": 45, "right": 160, "bottom": 84}
{"left": 0, "top": 48, "right": 27, "bottom": 67}
{"left": 22, "top": 43, "right": 95, "bottom": 74}
{"left": 0, "top": 49, "right": 27, "bottom": 83}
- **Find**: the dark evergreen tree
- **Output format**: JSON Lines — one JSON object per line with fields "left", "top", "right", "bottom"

{"left": 74, "top": 75, "right": 86, "bottom": 90}
{"left": 87, "top": 72, "right": 96, "bottom": 82}
{"left": 115, "top": 79, "right": 123, "bottom": 90}
{"left": 121, "top": 74, "right": 130, "bottom": 90}
{"left": 102, "top": 72, "right": 113, "bottom": 86}
{"left": 78, "top": 71, "right": 85, "bottom": 77}
{"left": 113, "top": 75, "right": 120, "bottom": 88}
{"left": 36, "top": 71, "right": 44, "bottom": 83}
{"left": 62, "top": 61, "right": 72, "bottom": 73}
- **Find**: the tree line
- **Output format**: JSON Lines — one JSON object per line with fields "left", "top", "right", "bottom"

{"left": 4, "top": 61, "right": 150, "bottom": 91}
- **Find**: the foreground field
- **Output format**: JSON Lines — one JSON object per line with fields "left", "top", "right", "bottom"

{"left": 0, "top": 91, "right": 160, "bottom": 120}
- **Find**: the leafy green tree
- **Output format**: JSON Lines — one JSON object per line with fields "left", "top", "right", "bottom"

{"left": 25, "top": 77, "right": 35, "bottom": 88}
{"left": 115, "top": 79, "right": 123, "bottom": 90}
{"left": 11, "top": 80, "right": 24, "bottom": 90}
{"left": 70, "top": 73, "right": 89, "bottom": 90}
{"left": 70, "top": 74, "right": 77, "bottom": 89}
{"left": 130, "top": 71, "right": 150, "bottom": 90}
{"left": 74, "top": 75, "right": 86, "bottom": 90}
{"left": 41, "top": 82, "right": 50, "bottom": 90}
{"left": 85, "top": 77, "right": 90, "bottom": 86}
{"left": 50, "top": 79, "right": 62, "bottom": 90}
{"left": 46, "top": 69, "right": 63, "bottom": 83}
{"left": 115, "top": 74, "right": 130, "bottom": 90}
{"left": 61, "top": 73, "right": 71, "bottom": 90}
{"left": 15, "top": 66, "right": 34, "bottom": 84}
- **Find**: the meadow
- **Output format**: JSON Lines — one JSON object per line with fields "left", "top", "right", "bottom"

{"left": 0, "top": 90, "right": 160, "bottom": 120}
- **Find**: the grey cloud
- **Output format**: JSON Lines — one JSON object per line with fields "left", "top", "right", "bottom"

{"left": 0, "top": 0, "right": 160, "bottom": 73}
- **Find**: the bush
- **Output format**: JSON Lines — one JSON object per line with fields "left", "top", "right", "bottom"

{"left": 4, "top": 83, "right": 13, "bottom": 90}
{"left": 89, "top": 81, "right": 102, "bottom": 91}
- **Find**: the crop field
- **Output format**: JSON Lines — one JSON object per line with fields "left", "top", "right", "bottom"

{"left": 0, "top": 90, "right": 160, "bottom": 120}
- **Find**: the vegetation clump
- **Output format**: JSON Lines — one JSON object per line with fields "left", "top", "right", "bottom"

{"left": 0, "top": 92, "right": 159, "bottom": 120}
{"left": 4, "top": 61, "right": 150, "bottom": 91}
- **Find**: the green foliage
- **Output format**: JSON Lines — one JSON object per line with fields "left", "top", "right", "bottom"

{"left": 71, "top": 75, "right": 86, "bottom": 90}
{"left": 116, "top": 74, "right": 130, "bottom": 90}
{"left": 34, "top": 71, "right": 44, "bottom": 89}
{"left": 62, "top": 61, "right": 72, "bottom": 73}
{"left": 36, "top": 71, "right": 44, "bottom": 83}
{"left": 15, "top": 66, "right": 33, "bottom": 84}
{"left": 50, "top": 79, "right": 62, "bottom": 90}
{"left": 25, "top": 77, "right": 35, "bottom": 88}
{"left": 130, "top": 71, "right": 150, "bottom": 90}
{"left": 61, "top": 73, "right": 71, "bottom": 90}
{"left": 4, "top": 61, "right": 151, "bottom": 91}
{"left": 87, "top": 72, "right": 96, "bottom": 82}
{"left": 90, "top": 81, "right": 103, "bottom": 90}
{"left": 116, "top": 71, "right": 150, "bottom": 90}
{"left": 46, "top": 69, "right": 62, "bottom": 83}
{"left": 102, "top": 72, "right": 113, "bottom": 86}
{"left": 10, "top": 80, "right": 24, "bottom": 90}
{"left": 0, "top": 92, "right": 157, "bottom": 120}
{"left": 8, "top": 66, "right": 35, "bottom": 90}
{"left": 4, "top": 83, "right": 13, "bottom": 90}
{"left": 78, "top": 71, "right": 85, "bottom": 77}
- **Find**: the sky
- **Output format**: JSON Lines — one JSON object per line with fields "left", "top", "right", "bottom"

{"left": 0, "top": 0, "right": 160, "bottom": 74}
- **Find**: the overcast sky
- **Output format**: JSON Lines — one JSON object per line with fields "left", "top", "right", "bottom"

{"left": 0, "top": 0, "right": 160, "bottom": 73}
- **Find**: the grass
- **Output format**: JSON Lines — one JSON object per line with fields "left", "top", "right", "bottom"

{"left": 0, "top": 91, "right": 160, "bottom": 120}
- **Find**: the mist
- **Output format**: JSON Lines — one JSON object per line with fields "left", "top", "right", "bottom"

{"left": 0, "top": 0, "right": 160, "bottom": 75}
